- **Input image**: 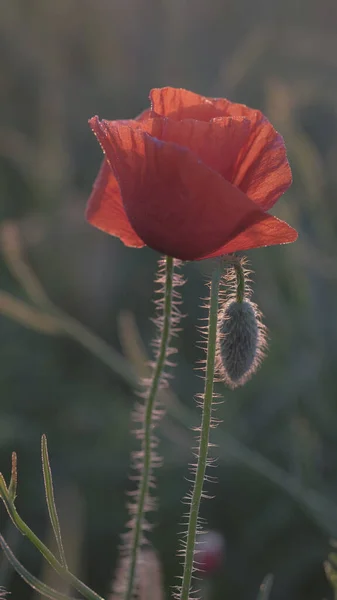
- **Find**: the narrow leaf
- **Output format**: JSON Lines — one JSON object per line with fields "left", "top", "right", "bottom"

{"left": 41, "top": 435, "right": 67, "bottom": 568}
{"left": 8, "top": 453, "right": 17, "bottom": 501}
{"left": 257, "top": 574, "right": 274, "bottom": 600}
{"left": 0, "top": 534, "right": 76, "bottom": 600}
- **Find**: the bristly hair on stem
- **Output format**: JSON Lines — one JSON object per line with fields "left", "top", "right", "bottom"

{"left": 110, "top": 549, "right": 164, "bottom": 600}
{"left": 113, "top": 257, "right": 184, "bottom": 600}
{"left": 178, "top": 261, "right": 223, "bottom": 600}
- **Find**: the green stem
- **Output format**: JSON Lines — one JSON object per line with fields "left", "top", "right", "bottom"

{"left": 2, "top": 497, "right": 103, "bottom": 600}
{"left": 124, "top": 256, "right": 174, "bottom": 600}
{"left": 233, "top": 261, "right": 245, "bottom": 303}
{"left": 180, "top": 262, "right": 222, "bottom": 600}
{"left": 0, "top": 533, "right": 77, "bottom": 600}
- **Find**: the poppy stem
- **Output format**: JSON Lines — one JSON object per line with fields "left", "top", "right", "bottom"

{"left": 125, "top": 256, "right": 175, "bottom": 600}
{"left": 221, "top": 254, "right": 245, "bottom": 302}
{"left": 180, "top": 262, "right": 222, "bottom": 600}
{"left": 234, "top": 260, "right": 245, "bottom": 303}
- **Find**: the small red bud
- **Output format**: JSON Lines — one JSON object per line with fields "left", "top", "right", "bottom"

{"left": 195, "top": 531, "right": 225, "bottom": 576}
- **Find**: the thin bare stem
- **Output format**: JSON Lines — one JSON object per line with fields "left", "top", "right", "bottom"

{"left": 0, "top": 534, "right": 77, "bottom": 600}
{"left": 180, "top": 262, "right": 222, "bottom": 600}
{"left": 0, "top": 490, "right": 103, "bottom": 600}
{"left": 124, "top": 256, "right": 175, "bottom": 600}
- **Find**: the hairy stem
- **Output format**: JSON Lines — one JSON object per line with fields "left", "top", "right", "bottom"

{"left": 233, "top": 260, "right": 245, "bottom": 303}
{"left": 125, "top": 256, "right": 175, "bottom": 600}
{"left": 180, "top": 263, "right": 222, "bottom": 600}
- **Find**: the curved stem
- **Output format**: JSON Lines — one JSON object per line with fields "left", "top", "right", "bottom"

{"left": 221, "top": 254, "right": 245, "bottom": 303}
{"left": 125, "top": 256, "right": 174, "bottom": 600}
{"left": 1, "top": 495, "right": 103, "bottom": 600}
{"left": 180, "top": 262, "right": 222, "bottom": 600}
{"left": 0, "top": 533, "right": 78, "bottom": 600}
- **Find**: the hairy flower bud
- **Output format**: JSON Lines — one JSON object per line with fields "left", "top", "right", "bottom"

{"left": 217, "top": 299, "right": 266, "bottom": 388}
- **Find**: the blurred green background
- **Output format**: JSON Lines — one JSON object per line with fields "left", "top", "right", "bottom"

{"left": 1, "top": 1, "right": 337, "bottom": 599}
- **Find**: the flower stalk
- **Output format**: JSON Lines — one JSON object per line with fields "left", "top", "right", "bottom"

{"left": 124, "top": 256, "right": 175, "bottom": 600}
{"left": 233, "top": 260, "right": 245, "bottom": 303}
{"left": 180, "top": 262, "right": 222, "bottom": 600}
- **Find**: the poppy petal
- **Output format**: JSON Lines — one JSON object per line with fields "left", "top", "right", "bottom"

{"left": 150, "top": 86, "right": 274, "bottom": 124}
{"left": 86, "top": 109, "right": 152, "bottom": 246}
{"left": 150, "top": 88, "right": 292, "bottom": 210}
{"left": 231, "top": 113, "right": 292, "bottom": 210}
{"left": 150, "top": 87, "right": 234, "bottom": 122}
{"left": 150, "top": 86, "right": 275, "bottom": 124}
{"left": 201, "top": 215, "right": 298, "bottom": 259}
{"left": 86, "top": 158, "right": 145, "bottom": 247}
{"left": 136, "top": 107, "right": 154, "bottom": 121}
{"left": 159, "top": 116, "right": 252, "bottom": 181}
{"left": 117, "top": 115, "right": 251, "bottom": 180}
{"left": 89, "top": 116, "right": 297, "bottom": 261}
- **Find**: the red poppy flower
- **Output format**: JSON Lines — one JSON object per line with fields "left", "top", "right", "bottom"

{"left": 86, "top": 87, "right": 297, "bottom": 260}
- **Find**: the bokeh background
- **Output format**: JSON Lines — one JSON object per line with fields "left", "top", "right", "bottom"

{"left": 1, "top": 1, "right": 337, "bottom": 599}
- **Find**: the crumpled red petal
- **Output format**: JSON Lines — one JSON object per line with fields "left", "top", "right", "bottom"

{"left": 114, "top": 116, "right": 251, "bottom": 181}
{"left": 150, "top": 87, "right": 234, "bottom": 122}
{"left": 150, "top": 86, "right": 262, "bottom": 122}
{"left": 86, "top": 108, "right": 153, "bottom": 247}
{"left": 201, "top": 214, "right": 297, "bottom": 259}
{"left": 230, "top": 112, "right": 292, "bottom": 210}
{"left": 85, "top": 158, "right": 145, "bottom": 247}
{"left": 89, "top": 116, "right": 297, "bottom": 261}
{"left": 150, "top": 87, "right": 292, "bottom": 211}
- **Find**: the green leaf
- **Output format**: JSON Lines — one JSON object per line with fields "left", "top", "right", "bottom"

{"left": 0, "top": 534, "right": 76, "bottom": 600}
{"left": 41, "top": 435, "right": 67, "bottom": 568}
{"left": 257, "top": 574, "right": 274, "bottom": 600}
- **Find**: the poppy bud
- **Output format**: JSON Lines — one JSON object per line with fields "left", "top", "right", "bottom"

{"left": 195, "top": 531, "right": 225, "bottom": 576}
{"left": 217, "top": 298, "right": 266, "bottom": 388}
